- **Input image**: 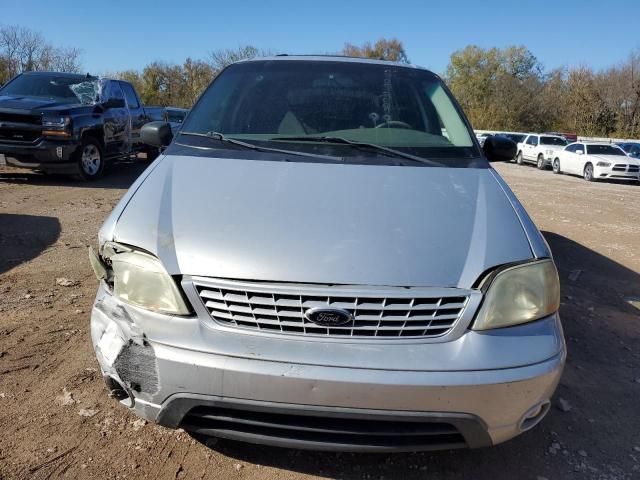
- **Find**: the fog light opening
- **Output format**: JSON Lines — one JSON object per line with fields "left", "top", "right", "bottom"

{"left": 104, "top": 375, "right": 134, "bottom": 408}
{"left": 519, "top": 401, "right": 550, "bottom": 432}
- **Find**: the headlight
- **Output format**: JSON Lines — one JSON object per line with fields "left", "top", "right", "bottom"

{"left": 472, "top": 259, "right": 560, "bottom": 331}
{"left": 42, "top": 116, "right": 71, "bottom": 137}
{"left": 545, "top": 149, "right": 553, "bottom": 156}
{"left": 91, "top": 243, "right": 190, "bottom": 315}
{"left": 596, "top": 161, "right": 611, "bottom": 167}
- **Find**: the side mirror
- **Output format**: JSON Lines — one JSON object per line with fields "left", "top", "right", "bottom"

{"left": 483, "top": 135, "right": 516, "bottom": 162}
{"left": 103, "top": 97, "right": 125, "bottom": 109}
{"left": 141, "top": 121, "right": 173, "bottom": 147}
{"left": 576, "top": 150, "right": 584, "bottom": 155}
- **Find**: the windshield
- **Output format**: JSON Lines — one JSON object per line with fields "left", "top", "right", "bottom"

{"left": 180, "top": 60, "right": 479, "bottom": 164}
{"left": 586, "top": 144, "right": 626, "bottom": 156}
{"left": 540, "top": 136, "right": 567, "bottom": 146}
{"left": 0, "top": 74, "right": 99, "bottom": 105}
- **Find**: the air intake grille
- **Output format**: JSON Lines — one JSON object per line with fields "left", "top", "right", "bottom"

{"left": 181, "top": 405, "right": 467, "bottom": 451}
{"left": 193, "top": 279, "right": 470, "bottom": 339}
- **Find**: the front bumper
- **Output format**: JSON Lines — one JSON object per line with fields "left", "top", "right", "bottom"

{"left": 91, "top": 283, "right": 566, "bottom": 451}
{"left": 0, "top": 138, "right": 79, "bottom": 172}
{"left": 594, "top": 165, "right": 639, "bottom": 181}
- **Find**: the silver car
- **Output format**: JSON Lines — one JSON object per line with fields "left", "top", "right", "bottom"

{"left": 89, "top": 56, "right": 565, "bottom": 452}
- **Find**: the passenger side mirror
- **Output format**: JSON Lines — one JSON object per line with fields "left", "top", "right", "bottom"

{"left": 103, "top": 97, "right": 125, "bottom": 109}
{"left": 483, "top": 135, "right": 516, "bottom": 162}
{"left": 576, "top": 149, "right": 584, "bottom": 155}
{"left": 141, "top": 121, "right": 173, "bottom": 147}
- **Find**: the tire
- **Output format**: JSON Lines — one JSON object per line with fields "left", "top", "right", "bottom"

{"left": 75, "top": 137, "right": 105, "bottom": 181}
{"left": 552, "top": 158, "right": 561, "bottom": 174}
{"left": 583, "top": 163, "right": 595, "bottom": 182}
{"left": 516, "top": 151, "right": 524, "bottom": 165}
{"left": 536, "top": 154, "right": 546, "bottom": 170}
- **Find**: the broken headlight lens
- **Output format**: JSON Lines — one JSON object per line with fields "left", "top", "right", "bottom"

{"left": 472, "top": 259, "right": 560, "bottom": 331}
{"left": 102, "top": 243, "right": 190, "bottom": 315}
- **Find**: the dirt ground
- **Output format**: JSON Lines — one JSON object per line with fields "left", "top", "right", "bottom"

{"left": 0, "top": 160, "right": 639, "bottom": 480}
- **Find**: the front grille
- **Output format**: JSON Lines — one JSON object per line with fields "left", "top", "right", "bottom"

{"left": 0, "top": 111, "right": 42, "bottom": 144}
{"left": 612, "top": 164, "right": 639, "bottom": 172}
{"left": 0, "top": 111, "right": 42, "bottom": 125}
{"left": 193, "top": 279, "right": 471, "bottom": 339}
{"left": 181, "top": 405, "right": 467, "bottom": 451}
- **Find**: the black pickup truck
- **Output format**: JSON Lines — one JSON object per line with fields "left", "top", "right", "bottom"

{"left": 0, "top": 71, "right": 164, "bottom": 180}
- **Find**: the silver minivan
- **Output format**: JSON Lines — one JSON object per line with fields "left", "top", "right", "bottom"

{"left": 89, "top": 56, "right": 565, "bottom": 452}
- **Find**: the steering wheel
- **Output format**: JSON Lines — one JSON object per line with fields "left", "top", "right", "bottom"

{"left": 375, "top": 120, "right": 412, "bottom": 129}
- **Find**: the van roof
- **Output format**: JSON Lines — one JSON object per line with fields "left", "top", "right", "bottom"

{"left": 237, "top": 55, "right": 428, "bottom": 72}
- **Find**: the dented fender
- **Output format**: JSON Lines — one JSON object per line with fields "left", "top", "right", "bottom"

{"left": 91, "top": 284, "right": 160, "bottom": 406}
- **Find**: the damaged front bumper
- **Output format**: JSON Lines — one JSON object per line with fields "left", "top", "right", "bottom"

{"left": 91, "top": 282, "right": 566, "bottom": 451}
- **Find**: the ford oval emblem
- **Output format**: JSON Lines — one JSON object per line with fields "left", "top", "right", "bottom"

{"left": 304, "top": 307, "right": 353, "bottom": 327}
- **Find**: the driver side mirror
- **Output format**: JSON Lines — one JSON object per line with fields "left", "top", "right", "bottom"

{"left": 102, "top": 97, "right": 125, "bottom": 109}
{"left": 141, "top": 121, "right": 173, "bottom": 147}
{"left": 483, "top": 135, "right": 516, "bottom": 162}
{"left": 576, "top": 149, "right": 584, "bottom": 155}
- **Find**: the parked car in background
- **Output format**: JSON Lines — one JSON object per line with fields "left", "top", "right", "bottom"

{"left": 475, "top": 132, "right": 492, "bottom": 146}
{"left": 617, "top": 142, "right": 640, "bottom": 159}
{"left": 165, "top": 107, "right": 189, "bottom": 136}
{"left": 0, "top": 71, "right": 164, "bottom": 180}
{"left": 516, "top": 133, "right": 568, "bottom": 169}
{"left": 552, "top": 142, "right": 639, "bottom": 182}
{"left": 90, "top": 56, "right": 564, "bottom": 453}
{"left": 496, "top": 133, "right": 526, "bottom": 159}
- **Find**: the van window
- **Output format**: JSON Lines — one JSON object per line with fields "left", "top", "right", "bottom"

{"left": 120, "top": 82, "right": 140, "bottom": 109}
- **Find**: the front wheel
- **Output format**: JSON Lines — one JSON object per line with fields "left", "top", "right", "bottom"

{"left": 583, "top": 163, "right": 595, "bottom": 182}
{"left": 516, "top": 152, "right": 524, "bottom": 165}
{"left": 76, "top": 138, "right": 104, "bottom": 181}
{"left": 552, "top": 158, "right": 561, "bottom": 174}
{"left": 536, "top": 154, "right": 546, "bottom": 170}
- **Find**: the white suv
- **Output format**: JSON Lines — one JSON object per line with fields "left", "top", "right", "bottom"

{"left": 516, "top": 134, "right": 568, "bottom": 169}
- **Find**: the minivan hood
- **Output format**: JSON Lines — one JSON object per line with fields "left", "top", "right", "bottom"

{"left": 111, "top": 154, "right": 534, "bottom": 288}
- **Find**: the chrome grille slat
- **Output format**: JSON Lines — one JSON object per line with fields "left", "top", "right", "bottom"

{"left": 194, "top": 279, "right": 471, "bottom": 340}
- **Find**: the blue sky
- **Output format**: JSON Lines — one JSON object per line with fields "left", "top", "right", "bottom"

{"left": 4, "top": 0, "right": 639, "bottom": 75}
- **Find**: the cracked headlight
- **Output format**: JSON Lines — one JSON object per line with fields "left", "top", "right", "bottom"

{"left": 472, "top": 259, "right": 560, "bottom": 331}
{"left": 92, "top": 243, "right": 190, "bottom": 315}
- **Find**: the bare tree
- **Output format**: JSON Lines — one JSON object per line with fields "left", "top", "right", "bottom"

{"left": 0, "top": 25, "right": 82, "bottom": 83}
{"left": 342, "top": 38, "right": 409, "bottom": 63}
{"left": 208, "top": 45, "right": 272, "bottom": 73}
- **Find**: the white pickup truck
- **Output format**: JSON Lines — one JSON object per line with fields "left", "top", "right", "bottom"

{"left": 515, "top": 134, "right": 568, "bottom": 169}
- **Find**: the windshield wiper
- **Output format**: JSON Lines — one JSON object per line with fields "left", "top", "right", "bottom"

{"left": 178, "top": 131, "right": 342, "bottom": 161}
{"left": 271, "top": 136, "right": 440, "bottom": 166}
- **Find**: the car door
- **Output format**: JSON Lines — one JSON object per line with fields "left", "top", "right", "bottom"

{"left": 572, "top": 143, "right": 587, "bottom": 174}
{"left": 100, "top": 80, "right": 129, "bottom": 157}
{"left": 524, "top": 135, "right": 538, "bottom": 161}
{"left": 120, "top": 81, "right": 147, "bottom": 150}
{"left": 561, "top": 144, "right": 576, "bottom": 173}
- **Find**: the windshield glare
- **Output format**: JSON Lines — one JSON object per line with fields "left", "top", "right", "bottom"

{"left": 587, "top": 144, "right": 625, "bottom": 156}
{"left": 0, "top": 74, "right": 99, "bottom": 105}
{"left": 540, "top": 136, "right": 567, "bottom": 146}
{"left": 181, "top": 60, "right": 479, "bottom": 162}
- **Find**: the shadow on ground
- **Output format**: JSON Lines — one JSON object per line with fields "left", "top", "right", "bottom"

{"left": 0, "top": 159, "right": 148, "bottom": 190}
{"left": 190, "top": 231, "right": 640, "bottom": 479}
{"left": 0, "top": 214, "right": 61, "bottom": 274}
